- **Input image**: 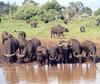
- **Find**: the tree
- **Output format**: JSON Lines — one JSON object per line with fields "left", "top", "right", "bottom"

{"left": 0, "top": 1, "right": 8, "bottom": 15}
{"left": 94, "top": 8, "right": 100, "bottom": 16}
{"left": 80, "top": 7, "right": 92, "bottom": 16}
{"left": 69, "top": 2, "right": 84, "bottom": 14}
{"left": 0, "top": 1, "right": 18, "bottom": 16}
{"left": 15, "top": 3, "right": 39, "bottom": 20}
{"left": 64, "top": 1, "right": 84, "bottom": 19}
{"left": 9, "top": 2, "right": 18, "bottom": 17}
{"left": 41, "top": 0, "right": 63, "bottom": 21}
{"left": 23, "top": 0, "right": 38, "bottom": 5}
{"left": 64, "top": 1, "right": 93, "bottom": 19}
{"left": 42, "top": 0, "right": 62, "bottom": 12}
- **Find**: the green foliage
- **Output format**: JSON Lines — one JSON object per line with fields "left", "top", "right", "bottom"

{"left": 65, "top": 2, "right": 84, "bottom": 18}
{"left": 0, "top": 1, "right": 18, "bottom": 16}
{"left": 41, "top": 0, "right": 63, "bottom": 21}
{"left": 23, "top": 0, "right": 38, "bottom": 5}
{"left": 94, "top": 8, "right": 100, "bottom": 16}
{"left": 0, "top": 0, "right": 96, "bottom": 22}
{"left": 80, "top": 7, "right": 92, "bottom": 16}
{"left": 64, "top": 2, "right": 92, "bottom": 19}
{"left": 15, "top": 0, "right": 62, "bottom": 21}
{"left": 31, "top": 15, "right": 41, "bottom": 21}
{"left": 15, "top": 3, "right": 39, "bottom": 20}
{"left": 9, "top": 3, "right": 18, "bottom": 16}
{"left": 0, "top": 1, "right": 10, "bottom": 15}
{"left": 42, "top": 0, "right": 62, "bottom": 12}
{"left": 41, "top": 9, "right": 56, "bottom": 21}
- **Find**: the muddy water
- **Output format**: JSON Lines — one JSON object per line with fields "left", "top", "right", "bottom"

{"left": 0, "top": 63, "right": 100, "bottom": 84}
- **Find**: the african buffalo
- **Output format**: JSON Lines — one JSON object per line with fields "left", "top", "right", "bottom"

{"left": 15, "top": 30, "right": 27, "bottom": 54}
{"left": 80, "top": 40, "right": 96, "bottom": 62}
{"left": 0, "top": 18, "right": 1, "bottom": 23}
{"left": 68, "top": 39, "right": 82, "bottom": 63}
{"left": 42, "top": 17, "right": 49, "bottom": 23}
{"left": 2, "top": 32, "right": 19, "bottom": 63}
{"left": 2, "top": 31, "right": 9, "bottom": 44}
{"left": 36, "top": 46, "right": 48, "bottom": 65}
{"left": 48, "top": 47, "right": 58, "bottom": 65}
{"left": 57, "top": 40, "right": 69, "bottom": 63}
{"left": 18, "top": 38, "right": 41, "bottom": 62}
{"left": 80, "top": 26, "right": 85, "bottom": 32}
{"left": 14, "top": 30, "right": 26, "bottom": 38}
{"left": 96, "top": 18, "right": 100, "bottom": 26}
{"left": 64, "top": 19, "right": 68, "bottom": 24}
{"left": 18, "top": 37, "right": 27, "bottom": 55}
{"left": 31, "top": 20, "right": 38, "bottom": 28}
{"left": 57, "top": 39, "right": 81, "bottom": 63}
{"left": 51, "top": 24, "right": 69, "bottom": 38}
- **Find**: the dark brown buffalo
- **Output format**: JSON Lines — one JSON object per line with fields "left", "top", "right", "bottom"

{"left": 51, "top": 24, "right": 69, "bottom": 38}
{"left": 48, "top": 47, "right": 58, "bottom": 65}
{"left": 80, "top": 26, "right": 85, "bottom": 32}
{"left": 36, "top": 46, "right": 48, "bottom": 65}
{"left": 14, "top": 30, "right": 27, "bottom": 54}
{"left": 80, "top": 40, "right": 96, "bottom": 62}
{"left": 64, "top": 19, "right": 68, "bottom": 24}
{"left": 31, "top": 20, "right": 38, "bottom": 28}
{"left": 96, "top": 18, "right": 100, "bottom": 26}
{"left": 2, "top": 32, "right": 19, "bottom": 63}
{"left": 2, "top": 31, "right": 9, "bottom": 44}
{"left": 57, "top": 39, "right": 81, "bottom": 63}
{"left": 0, "top": 18, "right": 1, "bottom": 22}
{"left": 17, "top": 37, "right": 27, "bottom": 63}
{"left": 14, "top": 30, "right": 26, "bottom": 38}
{"left": 57, "top": 40, "right": 70, "bottom": 63}
{"left": 18, "top": 37, "right": 27, "bottom": 54}
{"left": 18, "top": 38, "right": 41, "bottom": 62}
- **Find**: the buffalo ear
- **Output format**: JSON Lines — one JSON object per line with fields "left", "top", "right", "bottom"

{"left": 69, "top": 41, "right": 72, "bottom": 46}
{"left": 68, "top": 41, "right": 73, "bottom": 49}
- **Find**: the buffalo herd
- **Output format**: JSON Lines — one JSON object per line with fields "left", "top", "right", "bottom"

{"left": 2, "top": 31, "right": 97, "bottom": 65}
{"left": 25, "top": 18, "right": 86, "bottom": 37}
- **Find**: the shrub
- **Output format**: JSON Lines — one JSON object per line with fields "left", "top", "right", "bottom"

{"left": 15, "top": 3, "right": 40, "bottom": 20}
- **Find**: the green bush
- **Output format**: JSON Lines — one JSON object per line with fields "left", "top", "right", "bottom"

{"left": 41, "top": 9, "right": 58, "bottom": 21}
{"left": 94, "top": 8, "right": 100, "bottom": 16}
{"left": 15, "top": 3, "right": 40, "bottom": 20}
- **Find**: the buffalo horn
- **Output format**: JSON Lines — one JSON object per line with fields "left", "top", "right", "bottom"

{"left": 89, "top": 52, "right": 95, "bottom": 57}
{"left": 73, "top": 51, "right": 77, "bottom": 57}
{"left": 4, "top": 52, "right": 16, "bottom": 57}
{"left": 37, "top": 47, "right": 42, "bottom": 51}
{"left": 17, "top": 54, "right": 24, "bottom": 57}
{"left": 49, "top": 56, "right": 53, "bottom": 60}
{"left": 57, "top": 42, "right": 63, "bottom": 46}
{"left": 69, "top": 41, "right": 72, "bottom": 46}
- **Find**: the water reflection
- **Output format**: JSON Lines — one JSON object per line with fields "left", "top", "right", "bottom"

{"left": 82, "top": 63, "right": 96, "bottom": 80}
{"left": 0, "top": 63, "right": 98, "bottom": 84}
{"left": 3, "top": 65, "right": 19, "bottom": 84}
